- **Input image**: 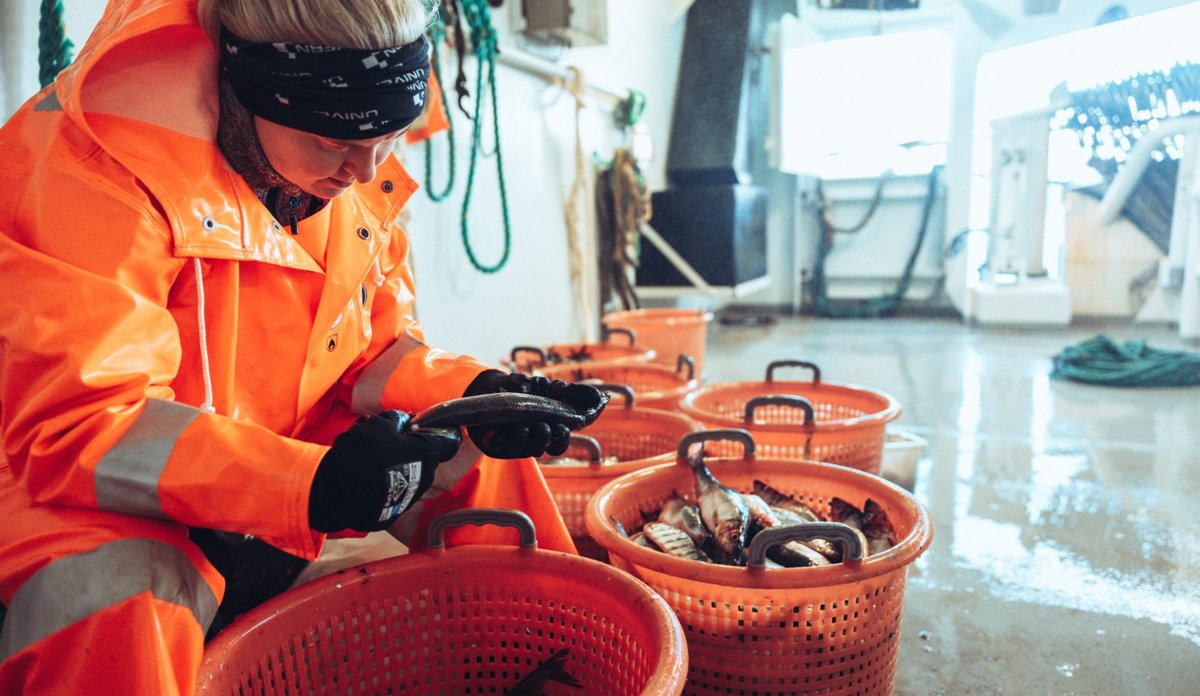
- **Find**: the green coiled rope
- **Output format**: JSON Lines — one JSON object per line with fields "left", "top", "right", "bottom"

{"left": 38, "top": 0, "right": 74, "bottom": 87}
{"left": 1050, "top": 334, "right": 1200, "bottom": 387}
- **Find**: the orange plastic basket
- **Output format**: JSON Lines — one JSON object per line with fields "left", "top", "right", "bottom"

{"left": 585, "top": 431, "right": 933, "bottom": 696}
{"left": 603, "top": 308, "right": 714, "bottom": 377}
{"left": 506, "top": 327, "right": 656, "bottom": 373}
{"left": 680, "top": 360, "right": 900, "bottom": 475}
{"left": 537, "top": 385, "right": 702, "bottom": 555}
{"left": 198, "top": 509, "right": 688, "bottom": 696}
{"left": 538, "top": 355, "right": 700, "bottom": 412}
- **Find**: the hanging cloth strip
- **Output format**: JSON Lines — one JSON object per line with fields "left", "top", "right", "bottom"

{"left": 1050, "top": 334, "right": 1200, "bottom": 387}
{"left": 458, "top": 0, "right": 512, "bottom": 274}
{"left": 562, "top": 66, "right": 599, "bottom": 342}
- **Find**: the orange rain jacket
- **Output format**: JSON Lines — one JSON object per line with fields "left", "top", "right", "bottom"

{"left": 0, "top": 1, "right": 571, "bottom": 693}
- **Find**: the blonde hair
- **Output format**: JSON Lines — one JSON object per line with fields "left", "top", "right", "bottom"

{"left": 196, "top": 0, "right": 435, "bottom": 49}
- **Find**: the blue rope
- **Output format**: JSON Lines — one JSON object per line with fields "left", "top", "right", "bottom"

{"left": 1051, "top": 334, "right": 1200, "bottom": 387}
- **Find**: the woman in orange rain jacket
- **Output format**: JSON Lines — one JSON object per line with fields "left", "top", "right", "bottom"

{"left": 0, "top": 1, "right": 605, "bottom": 693}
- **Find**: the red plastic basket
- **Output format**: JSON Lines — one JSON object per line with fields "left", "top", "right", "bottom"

{"left": 198, "top": 510, "right": 689, "bottom": 695}
{"left": 537, "top": 385, "right": 702, "bottom": 557}
{"left": 680, "top": 360, "right": 900, "bottom": 474}
{"left": 506, "top": 327, "right": 656, "bottom": 373}
{"left": 585, "top": 431, "right": 933, "bottom": 696}
{"left": 602, "top": 308, "right": 713, "bottom": 377}
{"left": 538, "top": 354, "right": 700, "bottom": 412}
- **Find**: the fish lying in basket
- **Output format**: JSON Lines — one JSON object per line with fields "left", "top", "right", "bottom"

{"left": 616, "top": 445, "right": 897, "bottom": 568}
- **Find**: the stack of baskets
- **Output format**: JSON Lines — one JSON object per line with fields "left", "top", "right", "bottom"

{"left": 603, "top": 308, "right": 713, "bottom": 377}
{"left": 506, "top": 327, "right": 655, "bottom": 373}
{"left": 198, "top": 510, "right": 689, "bottom": 695}
{"left": 585, "top": 431, "right": 933, "bottom": 695}
{"left": 538, "top": 354, "right": 700, "bottom": 412}
{"left": 536, "top": 384, "right": 702, "bottom": 559}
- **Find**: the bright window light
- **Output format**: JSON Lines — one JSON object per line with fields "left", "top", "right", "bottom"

{"left": 971, "top": 1, "right": 1200, "bottom": 232}
{"left": 779, "top": 28, "right": 952, "bottom": 178}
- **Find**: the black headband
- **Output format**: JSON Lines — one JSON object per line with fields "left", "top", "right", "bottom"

{"left": 220, "top": 26, "right": 430, "bottom": 140}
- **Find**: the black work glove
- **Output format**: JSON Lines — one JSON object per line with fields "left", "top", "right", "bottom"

{"left": 462, "top": 370, "right": 607, "bottom": 459}
{"left": 308, "top": 410, "right": 461, "bottom": 533}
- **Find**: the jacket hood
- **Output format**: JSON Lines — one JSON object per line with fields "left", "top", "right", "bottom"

{"left": 51, "top": 0, "right": 416, "bottom": 265}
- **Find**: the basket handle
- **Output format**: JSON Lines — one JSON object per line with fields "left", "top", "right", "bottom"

{"left": 765, "top": 360, "right": 821, "bottom": 384}
{"left": 745, "top": 522, "right": 867, "bottom": 569}
{"left": 744, "top": 395, "right": 815, "bottom": 458}
{"left": 509, "top": 346, "right": 546, "bottom": 370}
{"left": 677, "top": 429, "right": 755, "bottom": 466}
{"left": 601, "top": 326, "right": 637, "bottom": 346}
{"left": 426, "top": 508, "right": 537, "bottom": 549}
{"left": 567, "top": 433, "right": 606, "bottom": 466}
{"left": 676, "top": 354, "right": 695, "bottom": 381}
{"left": 589, "top": 382, "right": 636, "bottom": 408}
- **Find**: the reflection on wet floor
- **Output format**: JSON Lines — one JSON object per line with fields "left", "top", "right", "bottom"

{"left": 704, "top": 315, "right": 1200, "bottom": 695}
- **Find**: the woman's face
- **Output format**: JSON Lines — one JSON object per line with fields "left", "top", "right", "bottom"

{"left": 254, "top": 117, "right": 406, "bottom": 199}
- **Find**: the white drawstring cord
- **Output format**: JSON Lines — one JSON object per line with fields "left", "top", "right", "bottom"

{"left": 193, "top": 257, "right": 217, "bottom": 413}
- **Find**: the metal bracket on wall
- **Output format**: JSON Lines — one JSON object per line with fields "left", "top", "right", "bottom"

{"left": 636, "top": 225, "right": 770, "bottom": 300}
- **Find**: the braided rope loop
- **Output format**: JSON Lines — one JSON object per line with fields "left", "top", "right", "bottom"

{"left": 38, "top": 0, "right": 74, "bottom": 88}
{"left": 458, "top": 0, "right": 511, "bottom": 273}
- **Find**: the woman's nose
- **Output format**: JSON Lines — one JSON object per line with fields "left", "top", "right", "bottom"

{"left": 343, "top": 145, "right": 380, "bottom": 184}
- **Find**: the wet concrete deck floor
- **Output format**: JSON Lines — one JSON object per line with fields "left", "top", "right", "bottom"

{"left": 704, "top": 316, "right": 1200, "bottom": 695}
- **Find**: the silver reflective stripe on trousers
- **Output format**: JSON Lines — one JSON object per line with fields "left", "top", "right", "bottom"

{"left": 94, "top": 398, "right": 200, "bottom": 518}
{"left": 352, "top": 332, "right": 424, "bottom": 415}
{"left": 0, "top": 538, "right": 218, "bottom": 662}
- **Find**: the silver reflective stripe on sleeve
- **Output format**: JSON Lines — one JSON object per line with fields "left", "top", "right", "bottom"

{"left": 352, "top": 332, "right": 424, "bottom": 415}
{"left": 0, "top": 538, "right": 219, "bottom": 662}
{"left": 94, "top": 398, "right": 200, "bottom": 518}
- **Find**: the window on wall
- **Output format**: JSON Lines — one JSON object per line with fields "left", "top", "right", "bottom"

{"left": 969, "top": 1, "right": 1200, "bottom": 276}
{"left": 777, "top": 28, "right": 953, "bottom": 179}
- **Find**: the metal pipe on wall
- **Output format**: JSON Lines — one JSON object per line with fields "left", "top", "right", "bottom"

{"left": 494, "top": 46, "right": 626, "bottom": 111}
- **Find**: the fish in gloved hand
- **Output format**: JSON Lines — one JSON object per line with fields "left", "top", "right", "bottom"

{"left": 459, "top": 370, "right": 609, "bottom": 459}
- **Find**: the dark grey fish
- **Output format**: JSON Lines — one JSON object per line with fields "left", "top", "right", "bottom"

{"left": 741, "top": 494, "right": 831, "bottom": 568}
{"left": 504, "top": 648, "right": 582, "bottom": 696}
{"left": 752, "top": 479, "right": 821, "bottom": 521}
{"left": 657, "top": 496, "right": 710, "bottom": 547}
{"left": 642, "top": 521, "right": 713, "bottom": 562}
{"left": 629, "top": 531, "right": 656, "bottom": 549}
{"left": 828, "top": 497, "right": 864, "bottom": 531}
{"left": 772, "top": 507, "right": 841, "bottom": 563}
{"left": 693, "top": 462, "right": 750, "bottom": 563}
{"left": 861, "top": 498, "right": 897, "bottom": 555}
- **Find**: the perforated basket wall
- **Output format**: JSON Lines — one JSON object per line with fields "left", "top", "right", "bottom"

{"left": 538, "top": 360, "right": 699, "bottom": 412}
{"left": 602, "top": 308, "right": 713, "bottom": 377}
{"left": 585, "top": 457, "right": 932, "bottom": 696}
{"left": 680, "top": 379, "right": 899, "bottom": 475}
{"left": 538, "top": 405, "right": 701, "bottom": 540}
{"left": 198, "top": 542, "right": 688, "bottom": 695}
